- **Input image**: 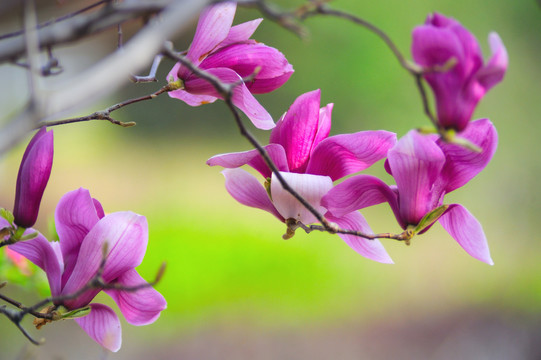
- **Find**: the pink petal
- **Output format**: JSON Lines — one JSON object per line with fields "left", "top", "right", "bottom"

{"left": 270, "top": 172, "right": 332, "bottom": 225}
{"left": 201, "top": 43, "right": 294, "bottom": 94}
{"left": 438, "top": 118, "right": 497, "bottom": 193}
{"left": 207, "top": 143, "right": 289, "bottom": 178}
{"left": 222, "top": 168, "right": 283, "bottom": 221}
{"left": 183, "top": 67, "right": 274, "bottom": 130}
{"left": 61, "top": 212, "right": 148, "bottom": 309}
{"left": 476, "top": 32, "right": 508, "bottom": 92}
{"left": 322, "top": 174, "right": 404, "bottom": 229}
{"left": 104, "top": 269, "right": 166, "bottom": 326}
{"left": 326, "top": 212, "right": 393, "bottom": 264}
{"left": 184, "top": 2, "right": 236, "bottom": 67}
{"left": 167, "top": 88, "right": 218, "bottom": 107}
{"left": 219, "top": 18, "right": 263, "bottom": 48}
{"left": 312, "top": 103, "right": 333, "bottom": 147}
{"left": 75, "top": 303, "right": 122, "bottom": 352}
{"left": 412, "top": 25, "right": 465, "bottom": 75}
{"left": 306, "top": 130, "right": 397, "bottom": 181}
{"left": 55, "top": 188, "right": 102, "bottom": 285}
{"left": 388, "top": 131, "right": 445, "bottom": 226}
{"left": 9, "top": 232, "right": 62, "bottom": 296}
{"left": 438, "top": 204, "right": 493, "bottom": 265}
{"left": 269, "top": 90, "right": 323, "bottom": 173}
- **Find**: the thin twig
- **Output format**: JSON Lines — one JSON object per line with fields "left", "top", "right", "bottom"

{"left": 130, "top": 54, "right": 164, "bottom": 83}
{"left": 34, "top": 83, "right": 176, "bottom": 129}
{"left": 0, "top": 0, "right": 112, "bottom": 41}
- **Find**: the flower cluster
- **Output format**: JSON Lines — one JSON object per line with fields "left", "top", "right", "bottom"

{"left": 2, "top": 129, "right": 166, "bottom": 352}
{"left": 202, "top": 10, "right": 506, "bottom": 265}
{"left": 0, "top": 3, "right": 508, "bottom": 354}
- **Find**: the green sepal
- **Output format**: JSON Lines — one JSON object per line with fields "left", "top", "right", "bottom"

{"left": 447, "top": 136, "right": 482, "bottom": 153}
{"left": 417, "top": 126, "right": 438, "bottom": 135}
{"left": 13, "top": 226, "right": 26, "bottom": 241}
{"left": 166, "top": 79, "right": 184, "bottom": 91}
{"left": 413, "top": 205, "right": 450, "bottom": 234}
{"left": 57, "top": 305, "right": 91, "bottom": 320}
{"left": 264, "top": 177, "right": 272, "bottom": 199}
{"left": 19, "top": 231, "right": 39, "bottom": 241}
{"left": 0, "top": 208, "right": 14, "bottom": 226}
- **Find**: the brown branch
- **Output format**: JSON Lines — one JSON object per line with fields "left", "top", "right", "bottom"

{"left": 34, "top": 83, "right": 177, "bottom": 129}
{"left": 0, "top": 1, "right": 172, "bottom": 64}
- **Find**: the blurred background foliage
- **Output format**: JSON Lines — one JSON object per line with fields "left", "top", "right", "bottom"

{"left": 0, "top": 0, "right": 540, "bottom": 359}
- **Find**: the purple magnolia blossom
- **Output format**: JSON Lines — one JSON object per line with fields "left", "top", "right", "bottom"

{"left": 13, "top": 128, "right": 54, "bottom": 228}
{"left": 8, "top": 188, "right": 166, "bottom": 352}
{"left": 322, "top": 119, "right": 498, "bottom": 264}
{"left": 207, "top": 89, "right": 397, "bottom": 263}
{"left": 167, "top": 2, "right": 293, "bottom": 130}
{"left": 412, "top": 13, "right": 508, "bottom": 132}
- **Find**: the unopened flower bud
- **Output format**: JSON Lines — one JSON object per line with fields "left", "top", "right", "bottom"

{"left": 13, "top": 128, "right": 54, "bottom": 228}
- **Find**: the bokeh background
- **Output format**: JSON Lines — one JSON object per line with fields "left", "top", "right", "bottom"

{"left": 1, "top": 0, "right": 540, "bottom": 359}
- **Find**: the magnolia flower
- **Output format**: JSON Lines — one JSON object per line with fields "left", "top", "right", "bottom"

{"left": 208, "top": 89, "right": 396, "bottom": 263}
{"left": 13, "top": 128, "right": 54, "bottom": 228}
{"left": 412, "top": 13, "right": 508, "bottom": 132}
{"left": 322, "top": 119, "right": 497, "bottom": 264}
{"left": 8, "top": 188, "right": 166, "bottom": 352}
{"left": 168, "top": 2, "right": 293, "bottom": 130}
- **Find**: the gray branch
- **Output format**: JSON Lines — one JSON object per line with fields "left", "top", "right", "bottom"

{"left": 0, "top": 0, "right": 210, "bottom": 154}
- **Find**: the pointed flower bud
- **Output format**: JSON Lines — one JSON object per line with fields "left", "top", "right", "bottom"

{"left": 13, "top": 128, "right": 54, "bottom": 228}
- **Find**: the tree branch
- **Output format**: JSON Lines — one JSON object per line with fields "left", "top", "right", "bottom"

{"left": 163, "top": 46, "right": 410, "bottom": 242}
{"left": 0, "top": 0, "right": 210, "bottom": 155}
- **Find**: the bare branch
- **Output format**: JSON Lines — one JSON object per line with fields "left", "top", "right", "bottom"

{"left": 0, "top": 0, "right": 112, "bottom": 41}
{"left": 36, "top": 82, "right": 176, "bottom": 128}
{"left": 0, "top": 0, "right": 210, "bottom": 154}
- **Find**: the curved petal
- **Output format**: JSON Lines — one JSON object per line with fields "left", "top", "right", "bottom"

{"left": 62, "top": 212, "right": 148, "bottom": 309}
{"left": 437, "top": 118, "right": 498, "bottom": 193}
{"left": 183, "top": 67, "right": 274, "bottom": 130}
{"left": 326, "top": 212, "right": 393, "bottom": 264}
{"left": 75, "top": 303, "right": 122, "bottom": 352}
{"left": 312, "top": 103, "right": 333, "bottom": 148}
{"left": 222, "top": 168, "right": 283, "bottom": 221}
{"left": 201, "top": 43, "right": 293, "bottom": 94}
{"left": 412, "top": 25, "right": 465, "bottom": 74}
{"left": 438, "top": 204, "right": 493, "bottom": 265}
{"left": 269, "top": 90, "right": 323, "bottom": 172}
{"left": 9, "top": 232, "right": 62, "bottom": 296}
{"left": 219, "top": 18, "right": 263, "bottom": 48}
{"left": 306, "top": 130, "right": 397, "bottom": 181}
{"left": 55, "top": 188, "right": 102, "bottom": 285}
{"left": 207, "top": 143, "right": 289, "bottom": 178}
{"left": 167, "top": 87, "right": 218, "bottom": 107}
{"left": 476, "top": 32, "right": 508, "bottom": 92}
{"left": 270, "top": 172, "right": 332, "bottom": 225}
{"left": 184, "top": 3, "right": 236, "bottom": 67}
{"left": 388, "top": 131, "right": 445, "bottom": 226}
{"left": 322, "top": 174, "right": 404, "bottom": 229}
{"left": 104, "top": 269, "right": 166, "bottom": 326}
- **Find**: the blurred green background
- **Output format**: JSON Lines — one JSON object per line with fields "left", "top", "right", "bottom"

{"left": 1, "top": 0, "right": 540, "bottom": 359}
